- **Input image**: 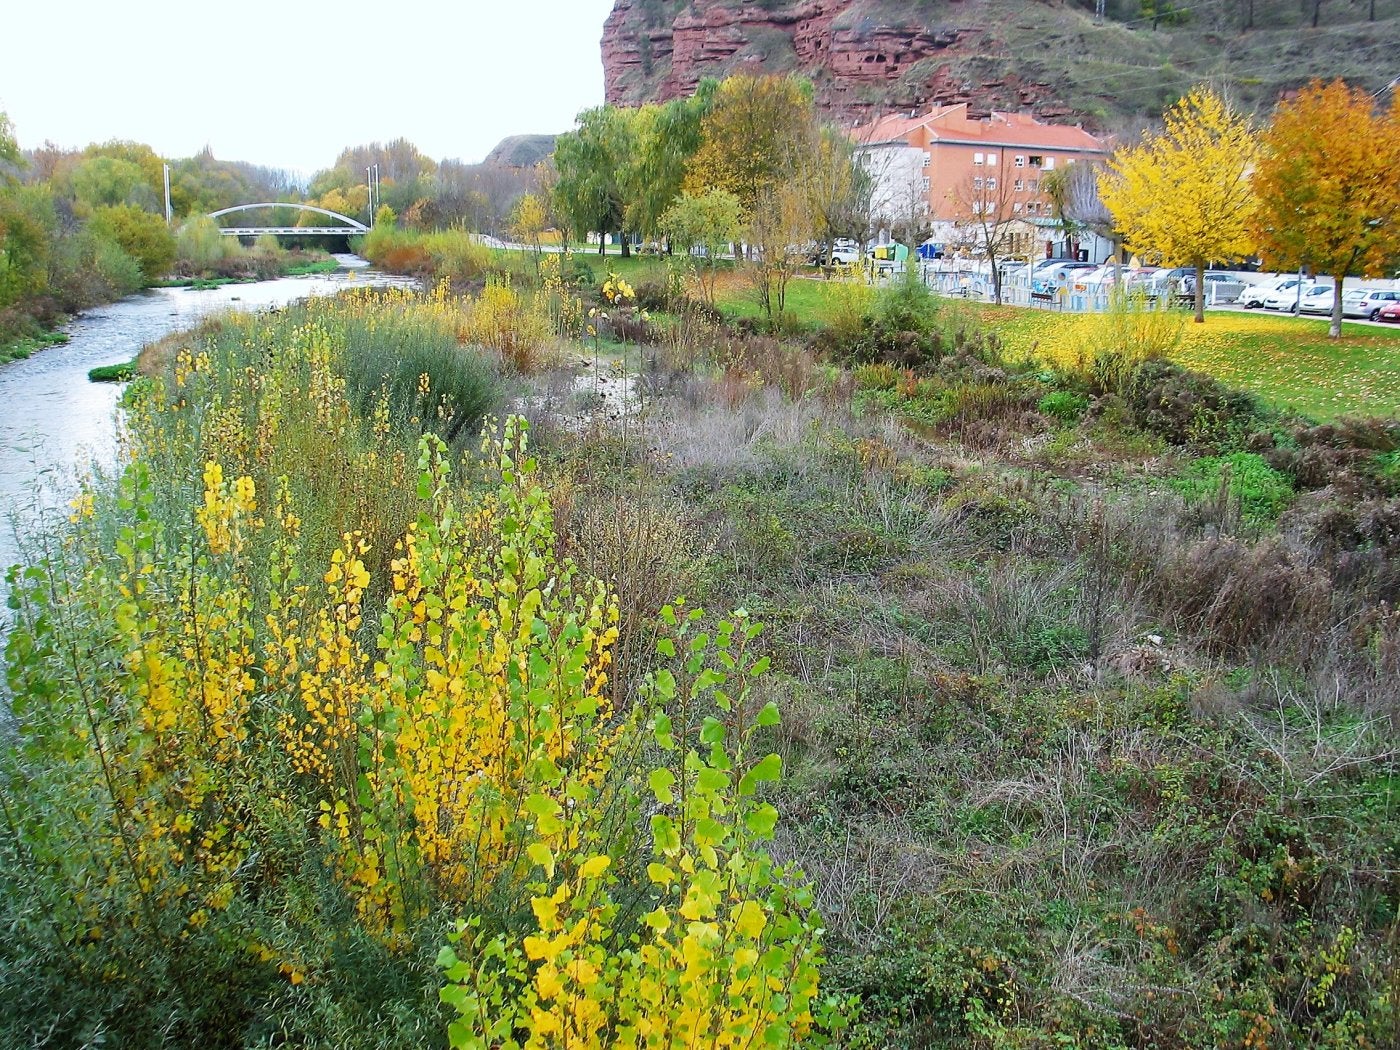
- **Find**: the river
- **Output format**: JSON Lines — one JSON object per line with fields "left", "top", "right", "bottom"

{"left": 0, "top": 256, "right": 413, "bottom": 593}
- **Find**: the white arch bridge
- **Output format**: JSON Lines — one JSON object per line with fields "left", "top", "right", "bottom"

{"left": 208, "top": 203, "right": 369, "bottom": 237}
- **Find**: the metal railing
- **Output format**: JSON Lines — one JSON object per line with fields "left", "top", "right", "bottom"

{"left": 904, "top": 263, "right": 1246, "bottom": 313}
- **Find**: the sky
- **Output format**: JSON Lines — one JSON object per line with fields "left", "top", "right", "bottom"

{"left": 1, "top": 0, "right": 619, "bottom": 178}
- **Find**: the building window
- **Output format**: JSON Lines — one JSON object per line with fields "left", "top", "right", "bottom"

{"left": 987, "top": 152, "right": 998, "bottom": 165}
{"left": 1043, "top": 157, "right": 1056, "bottom": 170}
{"left": 921, "top": 176, "right": 930, "bottom": 192}
{"left": 1014, "top": 179, "right": 1024, "bottom": 191}
{"left": 1015, "top": 155, "right": 1025, "bottom": 167}
{"left": 1029, "top": 155, "right": 1043, "bottom": 167}
{"left": 1027, "top": 201, "right": 1039, "bottom": 214}
{"left": 1029, "top": 180, "right": 1039, "bottom": 192}
{"left": 1013, "top": 203, "right": 1023, "bottom": 214}
{"left": 987, "top": 178, "right": 997, "bottom": 190}
{"left": 921, "top": 152, "right": 931, "bottom": 168}
{"left": 973, "top": 152, "right": 984, "bottom": 165}
{"left": 973, "top": 176, "right": 984, "bottom": 189}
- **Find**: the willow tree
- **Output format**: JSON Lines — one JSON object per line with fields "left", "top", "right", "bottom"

{"left": 553, "top": 106, "right": 638, "bottom": 256}
{"left": 1099, "top": 87, "right": 1258, "bottom": 322}
{"left": 1252, "top": 80, "right": 1400, "bottom": 339}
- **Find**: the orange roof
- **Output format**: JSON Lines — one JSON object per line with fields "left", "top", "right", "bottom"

{"left": 856, "top": 104, "right": 1106, "bottom": 154}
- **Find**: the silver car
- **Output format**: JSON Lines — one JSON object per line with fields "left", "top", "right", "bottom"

{"left": 1343, "top": 288, "right": 1400, "bottom": 321}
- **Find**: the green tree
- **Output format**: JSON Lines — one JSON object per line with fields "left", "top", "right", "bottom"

{"left": 553, "top": 106, "right": 638, "bottom": 256}
{"left": 0, "top": 112, "right": 20, "bottom": 179}
{"left": 659, "top": 188, "right": 743, "bottom": 305}
{"left": 1251, "top": 80, "right": 1400, "bottom": 338}
{"left": 70, "top": 156, "right": 160, "bottom": 213}
{"left": 0, "top": 184, "right": 54, "bottom": 309}
{"left": 623, "top": 89, "right": 713, "bottom": 240}
{"left": 89, "top": 204, "right": 176, "bottom": 283}
{"left": 1099, "top": 86, "right": 1258, "bottom": 323}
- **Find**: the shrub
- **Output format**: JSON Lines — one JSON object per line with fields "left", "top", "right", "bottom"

{"left": 1037, "top": 389, "right": 1089, "bottom": 423}
{"left": 175, "top": 215, "right": 238, "bottom": 272}
{"left": 1172, "top": 451, "right": 1295, "bottom": 524}
{"left": 1063, "top": 286, "right": 1184, "bottom": 393}
{"left": 1127, "top": 359, "right": 1263, "bottom": 450}
{"left": 88, "top": 204, "right": 176, "bottom": 283}
{"left": 1152, "top": 536, "right": 1329, "bottom": 654}
{"left": 468, "top": 275, "right": 555, "bottom": 373}
{"left": 422, "top": 228, "right": 491, "bottom": 285}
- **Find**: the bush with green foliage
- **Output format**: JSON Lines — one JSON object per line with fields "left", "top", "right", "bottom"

{"left": 88, "top": 203, "right": 176, "bottom": 283}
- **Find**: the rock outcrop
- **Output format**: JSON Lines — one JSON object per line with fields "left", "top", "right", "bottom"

{"left": 601, "top": 0, "right": 1066, "bottom": 126}
{"left": 601, "top": 0, "right": 1400, "bottom": 133}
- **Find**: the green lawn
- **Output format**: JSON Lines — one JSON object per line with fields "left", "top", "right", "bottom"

{"left": 972, "top": 305, "right": 1400, "bottom": 420}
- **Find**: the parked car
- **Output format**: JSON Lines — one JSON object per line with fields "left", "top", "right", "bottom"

{"left": 810, "top": 241, "right": 860, "bottom": 265}
{"left": 1343, "top": 288, "right": 1400, "bottom": 320}
{"left": 1297, "top": 285, "right": 1338, "bottom": 315}
{"left": 1179, "top": 270, "right": 1247, "bottom": 304}
{"left": 1377, "top": 301, "right": 1400, "bottom": 324}
{"left": 1141, "top": 266, "right": 1195, "bottom": 300}
{"left": 1263, "top": 279, "right": 1330, "bottom": 311}
{"left": 1239, "top": 276, "right": 1303, "bottom": 309}
{"left": 1031, "top": 261, "right": 1095, "bottom": 294}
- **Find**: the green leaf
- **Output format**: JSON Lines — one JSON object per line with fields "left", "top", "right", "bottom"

{"left": 700, "top": 716, "right": 726, "bottom": 744}
{"left": 653, "top": 711, "right": 675, "bottom": 750}
{"left": 649, "top": 767, "right": 676, "bottom": 804}
{"left": 750, "top": 753, "right": 783, "bottom": 783}
{"left": 527, "top": 842, "right": 554, "bottom": 877}
{"left": 755, "top": 701, "right": 781, "bottom": 727}
{"left": 697, "top": 766, "right": 730, "bottom": 793}
{"left": 744, "top": 803, "right": 779, "bottom": 838}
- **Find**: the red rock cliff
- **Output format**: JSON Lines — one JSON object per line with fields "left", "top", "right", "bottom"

{"left": 601, "top": 0, "right": 1069, "bottom": 125}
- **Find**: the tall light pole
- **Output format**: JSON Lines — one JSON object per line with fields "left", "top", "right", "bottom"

{"left": 366, "top": 164, "right": 380, "bottom": 226}
{"left": 163, "top": 163, "right": 173, "bottom": 226}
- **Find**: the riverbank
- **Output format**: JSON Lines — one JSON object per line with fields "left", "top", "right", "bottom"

{"left": 0, "top": 263, "right": 415, "bottom": 579}
{"left": 154, "top": 254, "right": 342, "bottom": 289}
{"left": 0, "top": 327, "right": 69, "bottom": 367}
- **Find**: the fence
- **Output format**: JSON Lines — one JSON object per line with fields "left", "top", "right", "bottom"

{"left": 885, "top": 261, "right": 1246, "bottom": 314}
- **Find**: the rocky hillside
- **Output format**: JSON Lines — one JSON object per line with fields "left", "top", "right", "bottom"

{"left": 601, "top": 0, "right": 1400, "bottom": 131}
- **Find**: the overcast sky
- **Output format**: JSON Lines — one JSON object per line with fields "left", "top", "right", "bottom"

{"left": 2, "top": 0, "right": 619, "bottom": 177}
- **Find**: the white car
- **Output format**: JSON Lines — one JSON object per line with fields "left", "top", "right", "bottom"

{"left": 1241, "top": 276, "right": 1304, "bottom": 309}
{"left": 1344, "top": 288, "right": 1400, "bottom": 320}
{"left": 1263, "top": 280, "right": 1329, "bottom": 312}
{"left": 1297, "top": 285, "right": 1337, "bottom": 315}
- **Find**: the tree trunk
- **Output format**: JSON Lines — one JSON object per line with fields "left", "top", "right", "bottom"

{"left": 620, "top": 231, "right": 630, "bottom": 258}
{"left": 1194, "top": 259, "right": 1205, "bottom": 324}
{"left": 1330, "top": 274, "right": 1343, "bottom": 340}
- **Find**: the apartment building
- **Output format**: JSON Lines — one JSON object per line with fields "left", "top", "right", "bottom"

{"left": 854, "top": 104, "right": 1109, "bottom": 250}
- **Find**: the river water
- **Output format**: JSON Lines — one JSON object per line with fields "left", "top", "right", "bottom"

{"left": 0, "top": 256, "right": 412, "bottom": 593}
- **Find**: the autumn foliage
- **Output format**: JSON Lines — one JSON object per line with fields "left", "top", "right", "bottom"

{"left": 1099, "top": 87, "right": 1259, "bottom": 323}
{"left": 1251, "top": 79, "right": 1400, "bottom": 337}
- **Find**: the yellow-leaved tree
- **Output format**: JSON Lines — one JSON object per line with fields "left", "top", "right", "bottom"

{"left": 1252, "top": 79, "right": 1400, "bottom": 339}
{"left": 1099, "top": 87, "right": 1259, "bottom": 323}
